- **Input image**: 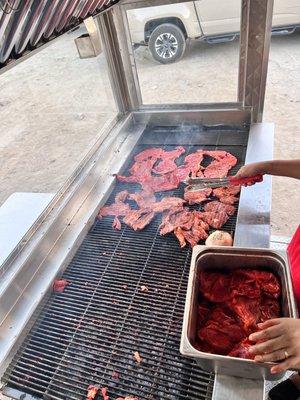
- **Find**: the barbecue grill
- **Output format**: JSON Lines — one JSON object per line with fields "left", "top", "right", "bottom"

{"left": 0, "top": 1, "right": 278, "bottom": 400}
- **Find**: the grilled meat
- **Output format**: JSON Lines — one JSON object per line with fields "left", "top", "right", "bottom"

{"left": 201, "top": 211, "right": 230, "bottom": 229}
{"left": 128, "top": 191, "right": 156, "bottom": 208}
{"left": 213, "top": 186, "right": 241, "bottom": 204}
{"left": 87, "top": 385, "right": 99, "bottom": 400}
{"left": 184, "top": 187, "right": 212, "bottom": 205}
{"left": 203, "top": 150, "right": 237, "bottom": 178}
{"left": 152, "top": 146, "right": 185, "bottom": 174}
{"left": 53, "top": 279, "right": 69, "bottom": 293}
{"left": 204, "top": 200, "right": 236, "bottom": 216}
{"left": 151, "top": 197, "right": 185, "bottom": 212}
{"left": 123, "top": 209, "right": 155, "bottom": 231}
{"left": 112, "top": 216, "right": 122, "bottom": 230}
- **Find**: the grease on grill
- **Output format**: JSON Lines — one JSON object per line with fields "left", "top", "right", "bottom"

{"left": 1, "top": 129, "right": 247, "bottom": 400}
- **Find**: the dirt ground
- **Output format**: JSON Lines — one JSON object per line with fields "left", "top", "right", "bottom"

{"left": 0, "top": 27, "right": 299, "bottom": 237}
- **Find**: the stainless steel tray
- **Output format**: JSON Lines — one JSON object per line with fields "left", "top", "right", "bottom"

{"left": 180, "top": 246, "right": 298, "bottom": 380}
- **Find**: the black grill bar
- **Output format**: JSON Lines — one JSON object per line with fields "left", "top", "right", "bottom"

{"left": 2, "top": 126, "right": 248, "bottom": 400}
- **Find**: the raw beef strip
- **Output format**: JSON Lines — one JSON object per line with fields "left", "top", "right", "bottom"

{"left": 184, "top": 188, "right": 212, "bottom": 205}
{"left": 203, "top": 151, "right": 237, "bottom": 178}
{"left": 234, "top": 269, "right": 281, "bottom": 299}
{"left": 259, "top": 298, "right": 281, "bottom": 323}
{"left": 151, "top": 197, "right": 185, "bottom": 213}
{"left": 213, "top": 186, "right": 241, "bottom": 205}
{"left": 197, "top": 303, "right": 211, "bottom": 326}
{"left": 152, "top": 146, "right": 185, "bottom": 174}
{"left": 204, "top": 201, "right": 236, "bottom": 216}
{"left": 142, "top": 171, "right": 180, "bottom": 192}
{"left": 228, "top": 339, "right": 254, "bottom": 359}
{"left": 230, "top": 296, "right": 261, "bottom": 332}
{"left": 174, "top": 227, "right": 187, "bottom": 248}
{"left": 128, "top": 191, "right": 156, "bottom": 208}
{"left": 134, "top": 147, "right": 163, "bottom": 162}
{"left": 199, "top": 270, "right": 232, "bottom": 302}
{"left": 198, "top": 309, "right": 244, "bottom": 354}
{"left": 175, "top": 150, "right": 205, "bottom": 181}
{"left": 160, "top": 207, "right": 193, "bottom": 235}
{"left": 201, "top": 211, "right": 230, "bottom": 229}
{"left": 123, "top": 209, "right": 155, "bottom": 231}
{"left": 98, "top": 190, "right": 131, "bottom": 229}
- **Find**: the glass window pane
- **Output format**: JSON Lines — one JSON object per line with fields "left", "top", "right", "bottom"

{"left": 0, "top": 26, "right": 117, "bottom": 205}
{"left": 126, "top": 1, "right": 240, "bottom": 104}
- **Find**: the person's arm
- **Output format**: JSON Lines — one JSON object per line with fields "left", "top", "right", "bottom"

{"left": 234, "top": 160, "right": 300, "bottom": 180}
{"left": 248, "top": 318, "right": 300, "bottom": 374}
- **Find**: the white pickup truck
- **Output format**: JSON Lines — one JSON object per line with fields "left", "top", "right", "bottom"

{"left": 127, "top": 0, "right": 300, "bottom": 63}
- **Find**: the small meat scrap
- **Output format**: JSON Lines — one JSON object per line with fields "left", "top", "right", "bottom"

{"left": 203, "top": 150, "right": 237, "bottom": 178}
{"left": 123, "top": 209, "right": 155, "bottom": 231}
{"left": 201, "top": 211, "right": 230, "bottom": 229}
{"left": 133, "top": 351, "right": 142, "bottom": 363}
{"left": 213, "top": 186, "right": 240, "bottom": 205}
{"left": 204, "top": 200, "right": 236, "bottom": 216}
{"left": 112, "top": 216, "right": 122, "bottom": 230}
{"left": 140, "top": 285, "right": 149, "bottom": 292}
{"left": 87, "top": 385, "right": 99, "bottom": 400}
{"left": 184, "top": 188, "right": 212, "bottom": 205}
{"left": 174, "top": 227, "right": 186, "bottom": 248}
{"left": 112, "top": 371, "right": 120, "bottom": 380}
{"left": 53, "top": 279, "right": 69, "bottom": 293}
{"left": 101, "top": 387, "right": 110, "bottom": 400}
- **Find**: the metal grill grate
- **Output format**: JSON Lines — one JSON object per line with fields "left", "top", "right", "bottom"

{"left": 2, "top": 126, "right": 248, "bottom": 400}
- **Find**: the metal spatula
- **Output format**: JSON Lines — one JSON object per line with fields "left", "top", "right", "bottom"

{"left": 184, "top": 174, "right": 263, "bottom": 192}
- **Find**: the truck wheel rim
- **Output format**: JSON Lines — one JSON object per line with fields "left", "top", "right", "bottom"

{"left": 155, "top": 33, "right": 178, "bottom": 59}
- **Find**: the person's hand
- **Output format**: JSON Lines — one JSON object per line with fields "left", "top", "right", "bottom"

{"left": 234, "top": 162, "right": 266, "bottom": 180}
{"left": 248, "top": 318, "right": 300, "bottom": 374}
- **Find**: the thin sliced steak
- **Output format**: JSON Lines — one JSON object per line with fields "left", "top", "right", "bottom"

{"left": 176, "top": 150, "right": 204, "bottom": 181}
{"left": 201, "top": 211, "right": 230, "bottom": 229}
{"left": 123, "top": 209, "right": 155, "bottom": 231}
{"left": 152, "top": 146, "right": 185, "bottom": 174}
{"left": 203, "top": 151, "right": 237, "bottom": 178}
{"left": 204, "top": 200, "right": 236, "bottom": 216}
{"left": 184, "top": 188, "right": 212, "bottom": 205}
{"left": 134, "top": 147, "right": 164, "bottom": 162}
{"left": 151, "top": 197, "right": 185, "bottom": 213}
{"left": 174, "top": 227, "right": 186, "bottom": 248}
{"left": 213, "top": 186, "right": 241, "bottom": 205}
{"left": 98, "top": 202, "right": 130, "bottom": 218}
{"left": 112, "top": 216, "right": 122, "bottom": 230}
{"left": 128, "top": 191, "right": 156, "bottom": 208}
{"left": 159, "top": 207, "right": 193, "bottom": 236}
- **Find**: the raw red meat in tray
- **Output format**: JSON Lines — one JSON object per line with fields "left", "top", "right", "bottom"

{"left": 180, "top": 247, "right": 297, "bottom": 380}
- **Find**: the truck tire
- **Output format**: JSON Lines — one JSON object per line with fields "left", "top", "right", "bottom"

{"left": 148, "top": 23, "right": 186, "bottom": 64}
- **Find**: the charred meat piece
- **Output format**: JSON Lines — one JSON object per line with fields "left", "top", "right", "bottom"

{"left": 184, "top": 187, "right": 212, "bottom": 205}
{"left": 213, "top": 186, "right": 241, "bottom": 205}
{"left": 203, "top": 151, "right": 237, "bottom": 178}
{"left": 201, "top": 211, "right": 230, "bottom": 229}
{"left": 123, "top": 209, "right": 155, "bottom": 231}
{"left": 204, "top": 200, "right": 236, "bottom": 216}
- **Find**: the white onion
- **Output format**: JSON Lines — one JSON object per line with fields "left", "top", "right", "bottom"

{"left": 205, "top": 230, "right": 233, "bottom": 246}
